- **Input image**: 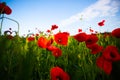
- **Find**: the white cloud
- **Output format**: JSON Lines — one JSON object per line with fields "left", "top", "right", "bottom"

{"left": 60, "top": 0, "right": 120, "bottom": 26}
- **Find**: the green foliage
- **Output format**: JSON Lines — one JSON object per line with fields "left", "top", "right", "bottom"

{"left": 0, "top": 34, "right": 120, "bottom": 80}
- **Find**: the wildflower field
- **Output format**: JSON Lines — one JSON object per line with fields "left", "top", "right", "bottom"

{"left": 0, "top": 2, "right": 120, "bottom": 80}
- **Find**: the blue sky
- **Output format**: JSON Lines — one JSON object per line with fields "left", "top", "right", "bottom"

{"left": 1, "top": 0, "right": 120, "bottom": 36}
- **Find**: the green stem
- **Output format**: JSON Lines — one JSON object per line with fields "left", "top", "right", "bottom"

{"left": 82, "top": 51, "right": 87, "bottom": 80}
{"left": 0, "top": 14, "right": 4, "bottom": 35}
{"left": 65, "top": 52, "right": 69, "bottom": 71}
{"left": 8, "top": 54, "right": 12, "bottom": 79}
{"left": 54, "top": 58, "right": 57, "bottom": 66}
{"left": 81, "top": 64, "right": 86, "bottom": 80}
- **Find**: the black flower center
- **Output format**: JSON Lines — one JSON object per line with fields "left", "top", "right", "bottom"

{"left": 110, "top": 52, "right": 116, "bottom": 58}
{"left": 87, "top": 39, "right": 92, "bottom": 43}
{"left": 58, "top": 38, "right": 62, "bottom": 43}
{"left": 56, "top": 76, "right": 62, "bottom": 80}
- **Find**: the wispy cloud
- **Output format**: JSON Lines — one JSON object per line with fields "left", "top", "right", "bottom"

{"left": 60, "top": 0, "right": 120, "bottom": 26}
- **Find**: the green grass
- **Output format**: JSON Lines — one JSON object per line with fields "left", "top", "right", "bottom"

{"left": 0, "top": 33, "right": 120, "bottom": 80}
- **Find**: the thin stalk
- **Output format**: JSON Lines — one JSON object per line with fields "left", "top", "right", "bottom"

{"left": 54, "top": 57, "right": 57, "bottom": 66}
{"left": 8, "top": 54, "right": 12, "bottom": 79}
{"left": 0, "top": 6, "right": 5, "bottom": 17}
{"left": 0, "top": 14, "right": 4, "bottom": 35}
{"left": 81, "top": 52, "right": 87, "bottom": 80}
{"left": 81, "top": 65, "right": 86, "bottom": 80}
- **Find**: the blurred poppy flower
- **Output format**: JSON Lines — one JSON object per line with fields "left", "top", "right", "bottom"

{"left": 85, "top": 34, "right": 98, "bottom": 45}
{"left": 50, "top": 67, "right": 70, "bottom": 80}
{"left": 52, "top": 47, "right": 62, "bottom": 58}
{"left": 62, "top": 71, "right": 70, "bottom": 80}
{"left": 36, "top": 33, "right": 39, "bottom": 36}
{"left": 86, "top": 43, "right": 103, "bottom": 54}
{"left": 111, "top": 28, "right": 120, "bottom": 38}
{"left": 47, "top": 38, "right": 54, "bottom": 46}
{"left": 27, "top": 36, "right": 35, "bottom": 42}
{"left": 51, "top": 24, "right": 58, "bottom": 30}
{"left": 95, "top": 31, "right": 98, "bottom": 34}
{"left": 54, "top": 32, "right": 69, "bottom": 46}
{"left": 47, "top": 45, "right": 62, "bottom": 58}
{"left": 78, "top": 29, "right": 82, "bottom": 32}
{"left": 102, "top": 45, "right": 120, "bottom": 62}
{"left": 0, "top": 2, "right": 12, "bottom": 15}
{"left": 89, "top": 28, "right": 94, "bottom": 33}
{"left": 37, "top": 37, "right": 52, "bottom": 48}
{"left": 74, "top": 32, "right": 88, "bottom": 42}
{"left": 47, "top": 29, "right": 51, "bottom": 33}
{"left": 47, "top": 45, "right": 57, "bottom": 51}
{"left": 50, "top": 67, "right": 63, "bottom": 80}
{"left": 4, "top": 5, "right": 12, "bottom": 15}
{"left": 98, "top": 20, "right": 105, "bottom": 26}
{"left": 96, "top": 56, "right": 112, "bottom": 75}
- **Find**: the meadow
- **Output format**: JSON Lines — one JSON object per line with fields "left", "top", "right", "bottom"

{"left": 0, "top": 2, "right": 120, "bottom": 80}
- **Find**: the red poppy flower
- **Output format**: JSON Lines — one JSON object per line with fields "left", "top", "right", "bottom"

{"left": 50, "top": 67, "right": 70, "bottom": 80}
{"left": 98, "top": 20, "right": 105, "bottom": 26}
{"left": 47, "top": 29, "right": 51, "bottom": 33}
{"left": 52, "top": 47, "right": 62, "bottom": 58}
{"left": 54, "top": 32, "right": 69, "bottom": 46}
{"left": 37, "top": 37, "right": 52, "bottom": 48}
{"left": 47, "top": 38, "right": 54, "bottom": 46}
{"left": 89, "top": 28, "right": 94, "bottom": 33}
{"left": 4, "top": 5, "right": 12, "bottom": 15}
{"left": 27, "top": 36, "right": 35, "bottom": 42}
{"left": 0, "top": 2, "right": 12, "bottom": 15}
{"left": 50, "top": 67, "right": 63, "bottom": 80}
{"left": 62, "top": 71, "right": 70, "bottom": 80}
{"left": 111, "top": 28, "right": 120, "bottom": 38}
{"left": 74, "top": 32, "right": 88, "bottom": 42}
{"left": 86, "top": 43, "right": 103, "bottom": 54}
{"left": 36, "top": 33, "right": 39, "bottom": 36}
{"left": 96, "top": 56, "right": 104, "bottom": 69}
{"left": 7, "top": 35, "right": 13, "bottom": 39}
{"left": 102, "top": 45, "right": 120, "bottom": 62}
{"left": 47, "top": 45, "right": 57, "bottom": 51}
{"left": 85, "top": 34, "right": 98, "bottom": 45}
{"left": 51, "top": 24, "right": 58, "bottom": 30}
{"left": 102, "top": 60, "right": 112, "bottom": 75}
{"left": 96, "top": 56, "right": 112, "bottom": 75}
{"left": 47, "top": 45, "right": 62, "bottom": 58}
{"left": 78, "top": 29, "right": 82, "bottom": 32}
